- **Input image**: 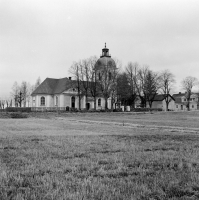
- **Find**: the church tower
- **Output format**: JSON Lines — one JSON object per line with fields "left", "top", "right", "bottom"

{"left": 95, "top": 43, "right": 116, "bottom": 81}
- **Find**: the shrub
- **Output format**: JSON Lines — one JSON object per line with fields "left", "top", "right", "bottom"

{"left": 6, "top": 107, "right": 31, "bottom": 113}
{"left": 9, "top": 112, "right": 28, "bottom": 118}
{"left": 70, "top": 108, "right": 78, "bottom": 112}
{"left": 113, "top": 108, "right": 122, "bottom": 112}
{"left": 131, "top": 108, "right": 162, "bottom": 112}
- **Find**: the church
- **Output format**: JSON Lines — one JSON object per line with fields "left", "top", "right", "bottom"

{"left": 31, "top": 44, "right": 117, "bottom": 111}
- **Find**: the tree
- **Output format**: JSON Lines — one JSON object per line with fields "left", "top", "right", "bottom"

{"left": 11, "top": 82, "right": 20, "bottom": 107}
{"left": 181, "top": 76, "right": 198, "bottom": 111}
{"left": 159, "top": 70, "right": 176, "bottom": 111}
{"left": 98, "top": 59, "right": 119, "bottom": 110}
{"left": 87, "top": 56, "right": 99, "bottom": 110}
{"left": 35, "top": 77, "right": 41, "bottom": 90}
{"left": 79, "top": 58, "right": 94, "bottom": 109}
{"left": 143, "top": 70, "right": 160, "bottom": 108}
{"left": 21, "top": 81, "right": 29, "bottom": 107}
{"left": 125, "top": 62, "right": 139, "bottom": 108}
{"left": 0, "top": 100, "right": 5, "bottom": 109}
{"left": 117, "top": 72, "right": 131, "bottom": 106}
{"left": 133, "top": 65, "right": 149, "bottom": 107}
{"left": 11, "top": 81, "right": 26, "bottom": 107}
{"left": 17, "top": 91, "right": 24, "bottom": 107}
{"left": 69, "top": 61, "right": 83, "bottom": 110}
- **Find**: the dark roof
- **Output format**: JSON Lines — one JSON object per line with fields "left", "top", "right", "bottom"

{"left": 152, "top": 94, "right": 175, "bottom": 101}
{"left": 175, "top": 98, "right": 182, "bottom": 104}
{"left": 172, "top": 93, "right": 185, "bottom": 98}
{"left": 31, "top": 77, "right": 76, "bottom": 95}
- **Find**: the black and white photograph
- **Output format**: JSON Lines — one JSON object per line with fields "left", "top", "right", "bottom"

{"left": 1, "top": 0, "right": 199, "bottom": 199}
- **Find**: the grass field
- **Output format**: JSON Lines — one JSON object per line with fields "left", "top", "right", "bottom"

{"left": 1, "top": 111, "right": 199, "bottom": 199}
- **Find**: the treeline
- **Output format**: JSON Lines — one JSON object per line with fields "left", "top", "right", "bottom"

{"left": 0, "top": 77, "right": 41, "bottom": 109}
{"left": 70, "top": 56, "right": 198, "bottom": 111}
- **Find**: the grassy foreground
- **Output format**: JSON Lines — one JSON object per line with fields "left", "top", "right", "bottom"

{"left": 0, "top": 112, "right": 199, "bottom": 199}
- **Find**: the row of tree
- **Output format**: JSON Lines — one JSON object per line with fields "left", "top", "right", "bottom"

{"left": 0, "top": 77, "right": 41, "bottom": 109}
{"left": 2, "top": 57, "right": 197, "bottom": 111}
{"left": 70, "top": 56, "right": 198, "bottom": 111}
{"left": 69, "top": 56, "right": 120, "bottom": 110}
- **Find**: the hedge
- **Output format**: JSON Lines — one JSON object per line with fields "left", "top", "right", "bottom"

{"left": 6, "top": 107, "right": 31, "bottom": 112}
{"left": 131, "top": 108, "right": 162, "bottom": 112}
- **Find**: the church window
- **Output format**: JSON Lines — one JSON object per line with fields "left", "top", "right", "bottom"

{"left": 98, "top": 98, "right": 101, "bottom": 106}
{"left": 98, "top": 73, "right": 101, "bottom": 80}
{"left": 41, "top": 96, "right": 45, "bottom": 106}
{"left": 71, "top": 96, "right": 75, "bottom": 108}
{"left": 109, "top": 72, "right": 112, "bottom": 80}
{"left": 55, "top": 96, "right": 58, "bottom": 106}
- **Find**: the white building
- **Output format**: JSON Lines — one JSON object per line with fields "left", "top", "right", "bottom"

{"left": 173, "top": 93, "right": 199, "bottom": 111}
{"left": 31, "top": 44, "right": 117, "bottom": 111}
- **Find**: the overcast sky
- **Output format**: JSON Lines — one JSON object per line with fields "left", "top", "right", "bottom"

{"left": 1, "top": 0, "right": 199, "bottom": 98}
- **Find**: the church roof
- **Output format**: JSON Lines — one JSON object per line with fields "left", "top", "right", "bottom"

{"left": 31, "top": 77, "right": 76, "bottom": 95}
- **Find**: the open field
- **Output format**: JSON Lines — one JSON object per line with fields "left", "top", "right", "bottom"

{"left": 1, "top": 111, "right": 199, "bottom": 199}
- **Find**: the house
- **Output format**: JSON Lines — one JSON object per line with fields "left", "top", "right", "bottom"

{"left": 135, "top": 94, "right": 175, "bottom": 111}
{"left": 31, "top": 44, "right": 117, "bottom": 111}
{"left": 173, "top": 92, "right": 199, "bottom": 111}
{"left": 146, "top": 94, "right": 175, "bottom": 111}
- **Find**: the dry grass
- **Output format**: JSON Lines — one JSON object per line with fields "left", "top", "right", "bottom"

{"left": 0, "top": 111, "right": 199, "bottom": 199}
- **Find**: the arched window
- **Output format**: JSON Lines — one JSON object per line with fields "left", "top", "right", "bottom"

{"left": 41, "top": 96, "right": 45, "bottom": 106}
{"left": 55, "top": 96, "right": 58, "bottom": 106}
{"left": 71, "top": 96, "right": 75, "bottom": 108}
{"left": 109, "top": 72, "right": 112, "bottom": 80}
{"left": 98, "top": 73, "right": 101, "bottom": 81}
{"left": 98, "top": 98, "right": 101, "bottom": 106}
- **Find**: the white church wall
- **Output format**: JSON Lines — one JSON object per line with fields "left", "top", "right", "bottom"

{"left": 59, "top": 94, "right": 65, "bottom": 107}
{"left": 64, "top": 95, "right": 71, "bottom": 107}
{"left": 81, "top": 96, "right": 86, "bottom": 109}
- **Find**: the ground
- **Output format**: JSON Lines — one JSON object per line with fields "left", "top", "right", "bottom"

{"left": 1, "top": 111, "right": 199, "bottom": 200}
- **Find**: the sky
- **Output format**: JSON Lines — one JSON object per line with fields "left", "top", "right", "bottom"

{"left": 1, "top": 0, "right": 199, "bottom": 98}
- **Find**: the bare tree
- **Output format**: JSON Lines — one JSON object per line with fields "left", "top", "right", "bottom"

{"left": 17, "top": 91, "right": 24, "bottom": 107}
{"left": 11, "top": 82, "right": 20, "bottom": 107}
{"left": 181, "top": 76, "right": 198, "bottom": 111}
{"left": 88, "top": 56, "right": 99, "bottom": 110}
{"left": 125, "top": 62, "right": 139, "bottom": 108}
{"left": 159, "top": 70, "right": 176, "bottom": 111}
{"left": 69, "top": 61, "right": 83, "bottom": 110}
{"left": 98, "top": 59, "right": 119, "bottom": 110}
{"left": 21, "top": 81, "right": 29, "bottom": 107}
{"left": 5, "top": 97, "right": 11, "bottom": 108}
{"left": 80, "top": 59, "right": 91, "bottom": 109}
{"left": 0, "top": 100, "right": 4, "bottom": 109}
{"left": 34, "top": 77, "right": 41, "bottom": 90}
{"left": 133, "top": 65, "right": 149, "bottom": 107}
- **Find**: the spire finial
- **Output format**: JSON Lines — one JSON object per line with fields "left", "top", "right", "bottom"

{"left": 105, "top": 42, "right": 106, "bottom": 48}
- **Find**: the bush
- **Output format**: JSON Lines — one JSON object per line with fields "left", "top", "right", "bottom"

{"left": 70, "top": 108, "right": 78, "bottom": 112}
{"left": 9, "top": 112, "right": 28, "bottom": 118}
{"left": 131, "top": 108, "right": 162, "bottom": 112}
{"left": 113, "top": 108, "right": 122, "bottom": 112}
{"left": 6, "top": 107, "right": 31, "bottom": 113}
